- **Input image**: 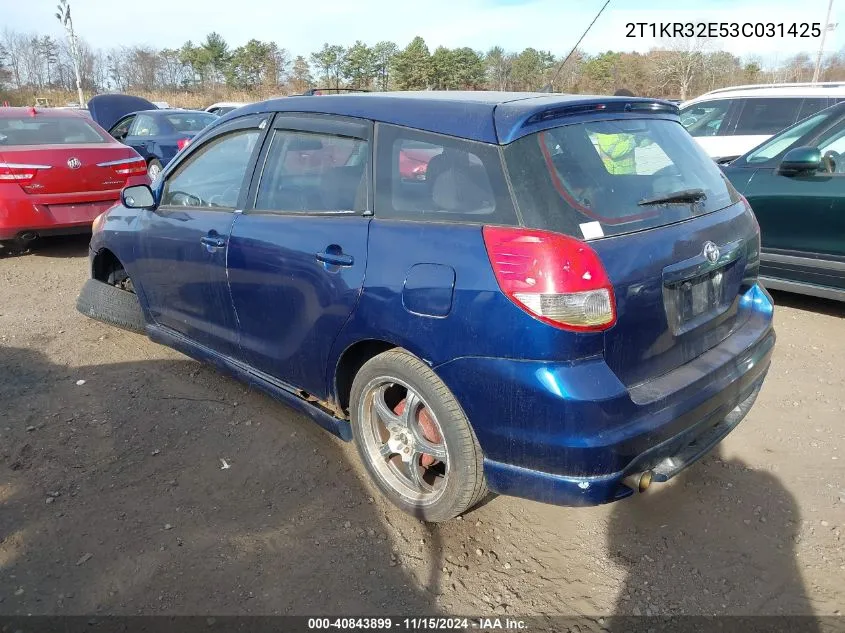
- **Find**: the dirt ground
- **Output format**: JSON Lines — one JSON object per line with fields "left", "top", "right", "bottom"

{"left": 1, "top": 235, "right": 844, "bottom": 619}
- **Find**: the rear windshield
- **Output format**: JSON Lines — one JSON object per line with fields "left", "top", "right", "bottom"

{"left": 164, "top": 113, "right": 216, "bottom": 133}
{"left": 503, "top": 118, "right": 740, "bottom": 239}
{"left": 0, "top": 116, "right": 107, "bottom": 146}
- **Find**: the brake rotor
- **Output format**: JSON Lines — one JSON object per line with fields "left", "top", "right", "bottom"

{"left": 393, "top": 398, "right": 442, "bottom": 467}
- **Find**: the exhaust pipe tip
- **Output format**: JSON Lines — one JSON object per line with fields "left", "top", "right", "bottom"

{"left": 18, "top": 232, "right": 38, "bottom": 242}
{"left": 623, "top": 470, "right": 654, "bottom": 493}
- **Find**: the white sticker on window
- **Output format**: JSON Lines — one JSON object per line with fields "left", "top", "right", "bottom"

{"left": 580, "top": 221, "right": 604, "bottom": 240}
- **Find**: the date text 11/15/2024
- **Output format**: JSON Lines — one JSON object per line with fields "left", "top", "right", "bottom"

{"left": 307, "top": 618, "right": 528, "bottom": 631}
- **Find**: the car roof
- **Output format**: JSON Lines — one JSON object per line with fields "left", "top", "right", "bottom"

{"left": 206, "top": 102, "right": 249, "bottom": 108}
{"left": 231, "top": 91, "right": 676, "bottom": 144}
{"left": 0, "top": 106, "right": 90, "bottom": 118}
{"left": 684, "top": 82, "right": 845, "bottom": 106}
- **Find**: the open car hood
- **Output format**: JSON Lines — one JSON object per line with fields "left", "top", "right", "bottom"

{"left": 87, "top": 94, "right": 157, "bottom": 131}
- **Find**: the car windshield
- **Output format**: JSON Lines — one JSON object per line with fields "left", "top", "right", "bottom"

{"left": 0, "top": 116, "right": 107, "bottom": 145}
{"left": 164, "top": 112, "right": 216, "bottom": 133}
{"left": 503, "top": 118, "right": 739, "bottom": 240}
{"left": 743, "top": 112, "right": 830, "bottom": 164}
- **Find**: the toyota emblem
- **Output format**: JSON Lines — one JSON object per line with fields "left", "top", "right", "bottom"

{"left": 67, "top": 157, "right": 82, "bottom": 170}
{"left": 703, "top": 241, "right": 720, "bottom": 264}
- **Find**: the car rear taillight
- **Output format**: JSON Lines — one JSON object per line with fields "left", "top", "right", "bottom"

{"left": 482, "top": 226, "right": 616, "bottom": 332}
{"left": 97, "top": 157, "right": 147, "bottom": 176}
{"left": 113, "top": 158, "right": 147, "bottom": 176}
{"left": 0, "top": 162, "right": 51, "bottom": 182}
{"left": 177, "top": 138, "right": 191, "bottom": 151}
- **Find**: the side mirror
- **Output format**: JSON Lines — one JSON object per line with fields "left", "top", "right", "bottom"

{"left": 121, "top": 184, "right": 156, "bottom": 210}
{"left": 778, "top": 146, "right": 822, "bottom": 175}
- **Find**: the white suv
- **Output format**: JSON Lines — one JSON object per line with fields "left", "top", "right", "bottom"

{"left": 680, "top": 83, "right": 845, "bottom": 162}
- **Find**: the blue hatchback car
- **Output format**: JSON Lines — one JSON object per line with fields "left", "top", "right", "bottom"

{"left": 77, "top": 91, "right": 775, "bottom": 522}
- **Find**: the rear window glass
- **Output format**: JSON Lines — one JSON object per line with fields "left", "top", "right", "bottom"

{"left": 504, "top": 118, "right": 739, "bottom": 239}
{"left": 164, "top": 113, "right": 216, "bottom": 133}
{"left": 374, "top": 123, "right": 518, "bottom": 225}
{"left": 0, "top": 117, "right": 106, "bottom": 145}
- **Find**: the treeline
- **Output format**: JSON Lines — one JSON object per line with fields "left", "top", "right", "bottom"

{"left": 3, "top": 28, "right": 845, "bottom": 105}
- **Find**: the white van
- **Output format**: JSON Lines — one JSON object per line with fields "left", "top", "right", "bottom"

{"left": 680, "top": 82, "right": 845, "bottom": 163}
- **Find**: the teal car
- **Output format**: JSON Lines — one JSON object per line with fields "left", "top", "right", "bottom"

{"left": 723, "top": 102, "right": 845, "bottom": 301}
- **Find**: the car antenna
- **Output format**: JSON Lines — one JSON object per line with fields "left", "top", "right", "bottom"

{"left": 539, "top": 0, "right": 611, "bottom": 93}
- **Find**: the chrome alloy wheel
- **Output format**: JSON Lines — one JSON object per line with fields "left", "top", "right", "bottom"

{"left": 358, "top": 376, "right": 449, "bottom": 506}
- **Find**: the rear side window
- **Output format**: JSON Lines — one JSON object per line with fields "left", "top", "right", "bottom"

{"left": 680, "top": 100, "right": 731, "bottom": 137}
{"left": 254, "top": 130, "right": 369, "bottom": 212}
{"left": 374, "top": 123, "right": 517, "bottom": 225}
{"left": 0, "top": 116, "right": 106, "bottom": 145}
{"left": 796, "top": 98, "right": 830, "bottom": 121}
{"left": 733, "top": 98, "right": 802, "bottom": 135}
{"left": 504, "top": 118, "right": 739, "bottom": 239}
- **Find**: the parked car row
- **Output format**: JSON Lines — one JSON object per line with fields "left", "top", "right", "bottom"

{"left": 1, "top": 95, "right": 220, "bottom": 250}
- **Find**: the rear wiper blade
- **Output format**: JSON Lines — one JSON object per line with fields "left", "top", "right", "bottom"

{"left": 638, "top": 188, "right": 707, "bottom": 206}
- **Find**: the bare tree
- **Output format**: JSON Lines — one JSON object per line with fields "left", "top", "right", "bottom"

{"left": 653, "top": 38, "right": 710, "bottom": 100}
{"left": 55, "top": 0, "right": 84, "bottom": 106}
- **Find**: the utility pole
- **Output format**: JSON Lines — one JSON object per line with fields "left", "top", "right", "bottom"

{"left": 813, "top": 0, "right": 837, "bottom": 83}
{"left": 55, "top": 0, "right": 85, "bottom": 107}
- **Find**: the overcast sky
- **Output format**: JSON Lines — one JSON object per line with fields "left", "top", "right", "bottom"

{"left": 4, "top": 0, "right": 842, "bottom": 63}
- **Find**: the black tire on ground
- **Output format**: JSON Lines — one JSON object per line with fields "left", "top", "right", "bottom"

{"left": 76, "top": 278, "right": 146, "bottom": 334}
{"left": 349, "top": 348, "right": 488, "bottom": 522}
{"left": 0, "top": 239, "right": 29, "bottom": 256}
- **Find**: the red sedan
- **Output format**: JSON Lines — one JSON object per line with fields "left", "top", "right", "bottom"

{"left": 0, "top": 107, "right": 149, "bottom": 251}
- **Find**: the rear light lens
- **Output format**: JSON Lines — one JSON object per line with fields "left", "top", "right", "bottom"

{"left": 0, "top": 162, "right": 51, "bottom": 182}
{"left": 482, "top": 225, "right": 616, "bottom": 332}
{"left": 176, "top": 138, "right": 191, "bottom": 151}
{"left": 113, "top": 158, "right": 147, "bottom": 176}
{"left": 96, "top": 157, "right": 147, "bottom": 176}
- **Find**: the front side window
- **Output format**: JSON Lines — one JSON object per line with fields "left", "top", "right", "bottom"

{"left": 375, "top": 124, "right": 517, "bottom": 224}
{"left": 161, "top": 129, "right": 260, "bottom": 209}
{"left": 733, "top": 98, "right": 802, "bottom": 136}
{"left": 254, "top": 130, "right": 369, "bottom": 212}
{"left": 680, "top": 100, "right": 731, "bottom": 137}
{"left": 504, "top": 117, "right": 739, "bottom": 239}
{"left": 129, "top": 114, "right": 159, "bottom": 137}
{"left": 817, "top": 121, "right": 845, "bottom": 174}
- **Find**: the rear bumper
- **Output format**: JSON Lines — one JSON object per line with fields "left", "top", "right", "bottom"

{"left": 434, "top": 283, "right": 775, "bottom": 506}
{"left": 0, "top": 185, "right": 119, "bottom": 240}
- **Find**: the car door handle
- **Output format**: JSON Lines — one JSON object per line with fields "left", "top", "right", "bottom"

{"left": 200, "top": 236, "right": 226, "bottom": 249}
{"left": 316, "top": 251, "right": 354, "bottom": 267}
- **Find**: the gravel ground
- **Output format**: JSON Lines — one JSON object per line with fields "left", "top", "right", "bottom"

{"left": 1, "top": 235, "right": 843, "bottom": 618}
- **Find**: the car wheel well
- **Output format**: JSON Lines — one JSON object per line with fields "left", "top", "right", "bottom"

{"left": 335, "top": 340, "right": 397, "bottom": 413}
{"left": 92, "top": 248, "right": 122, "bottom": 282}
{"left": 92, "top": 248, "right": 134, "bottom": 293}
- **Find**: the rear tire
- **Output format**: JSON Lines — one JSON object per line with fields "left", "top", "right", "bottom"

{"left": 349, "top": 348, "right": 488, "bottom": 522}
{"left": 76, "top": 278, "right": 145, "bottom": 334}
{"left": 0, "top": 239, "right": 30, "bottom": 256}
